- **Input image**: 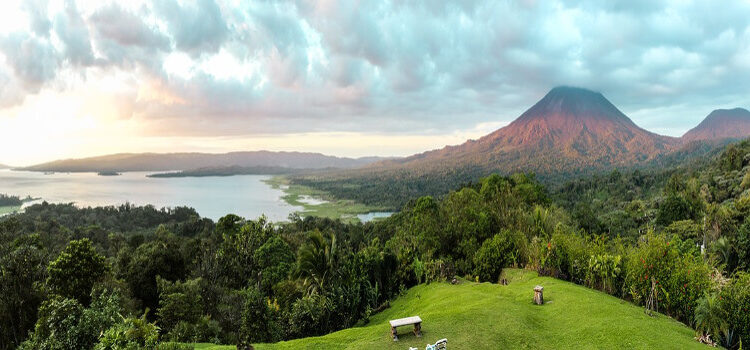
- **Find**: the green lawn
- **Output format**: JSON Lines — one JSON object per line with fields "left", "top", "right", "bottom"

{"left": 264, "top": 176, "right": 389, "bottom": 223}
{"left": 0, "top": 205, "right": 21, "bottom": 216}
{"left": 189, "top": 269, "right": 706, "bottom": 349}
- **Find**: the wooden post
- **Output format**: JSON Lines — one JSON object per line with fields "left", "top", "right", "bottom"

{"left": 533, "top": 285, "right": 544, "bottom": 305}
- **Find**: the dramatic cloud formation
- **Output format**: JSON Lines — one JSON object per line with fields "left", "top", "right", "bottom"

{"left": 1, "top": 0, "right": 749, "bottom": 164}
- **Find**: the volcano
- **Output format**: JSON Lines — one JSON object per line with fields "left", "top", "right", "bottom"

{"left": 382, "top": 86, "right": 677, "bottom": 174}
{"left": 682, "top": 108, "right": 750, "bottom": 142}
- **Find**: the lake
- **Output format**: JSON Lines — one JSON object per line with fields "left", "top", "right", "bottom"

{"left": 0, "top": 170, "right": 303, "bottom": 222}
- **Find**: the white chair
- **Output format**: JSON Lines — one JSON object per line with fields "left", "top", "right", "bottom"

{"left": 425, "top": 338, "right": 447, "bottom": 350}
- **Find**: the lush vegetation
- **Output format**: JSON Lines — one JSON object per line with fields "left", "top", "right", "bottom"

{"left": 0, "top": 194, "right": 23, "bottom": 207}
{"left": 250, "top": 270, "right": 702, "bottom": 349}
{"left": 4, "top": 139, "right": 750, "bottom": 349}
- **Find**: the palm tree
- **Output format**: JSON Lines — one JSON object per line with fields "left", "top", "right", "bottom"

{"left": 295, "top": 230, "right": 337, "bottom": 295}
{"left": 694, "top": 293, "right": 727, "bottom": 342}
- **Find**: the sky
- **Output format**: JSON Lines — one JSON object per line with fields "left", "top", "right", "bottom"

{"left": 1, "top": 0, "right": 749, "bottom": 166}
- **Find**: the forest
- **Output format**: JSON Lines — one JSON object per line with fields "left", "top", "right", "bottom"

{"left": 2, "top": 140, "right": 750, "bottom": 349}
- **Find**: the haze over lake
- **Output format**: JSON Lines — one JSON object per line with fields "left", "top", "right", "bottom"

{"left": 0, "top": 169, "right": 302, "bottom": 221}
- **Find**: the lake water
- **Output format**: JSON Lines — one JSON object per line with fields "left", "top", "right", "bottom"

{"left": 0, "top": 170, "right": 303, "bottom": 222}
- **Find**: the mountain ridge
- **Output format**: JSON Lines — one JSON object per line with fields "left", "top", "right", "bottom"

{"left": 21, "top": 151, "right": 392, "bottom": 173}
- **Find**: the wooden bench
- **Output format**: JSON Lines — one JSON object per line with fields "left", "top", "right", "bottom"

{"left": 389, "top": 316, "right": 422, "bottom": 341}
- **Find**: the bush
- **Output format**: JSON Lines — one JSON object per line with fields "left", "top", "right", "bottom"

{"left": 20, "top": 290, "right": 122, "bottom": 350}
{"left": 624, "top": 232, "right": 678, "bottom": 308}
{"left": 664, "top": 255, "right": 713, "bottom": 323}
{"left": 585, "top": 254, "right": 622, "bottom": 295}
{"left": 238, "top": 287, "right": 280, "bottom": 344}
{"left": 473, "top": 230, "right": 523, "bottom": 282}
{"left": 95, "top": 316, "right": 159, "bottom": 350}
{"left": 157, "top": 277, "right": 203, "bottom": 333}
{"left": 165, "top": 316, "right": 221, "bottom": 343}
{"left": 287, "top": 293, "right": 330, "bottom": 338}
{"left": 545, "top": 230, "right": 588, "bottom": 283}
{"left": 720, "top": 273, "right": 750, "bottom": 347}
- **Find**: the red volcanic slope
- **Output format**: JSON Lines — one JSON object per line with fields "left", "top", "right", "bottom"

{"left": 682, "top": 108, "right": 750, "bottom": 142}
{"left": 382, "top": 86, "right": 677, "bottom": 173}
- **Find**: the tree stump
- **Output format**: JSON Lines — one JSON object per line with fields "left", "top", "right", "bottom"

{"left": 533, "top": 285, "right": 544, "bottom": 305}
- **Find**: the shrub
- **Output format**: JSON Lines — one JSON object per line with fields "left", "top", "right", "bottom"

{"left": 166, "top": 316, "right": 221, "bottom": 343}
{"left": 157, "top": 277, "right": 203, "bottom": 333}
{"left": 473, "top": 230, "right": 523, "bottom": 282}
{"left": 624, "top": 232, "right": 678, "bottom": 308}
{"left": 695, "top": 293, "right": 728, "bottom": 342}
{"left": 95, "top": 316, "right": 160, "bottom": 350}
{"left": 585, "top": 254, "right": 622, "bottom": 295}
{"left": 546, "top": 230, "right": 588, "bottom": 283}
{"left": 720, "top": 273, "right": 750, "bottom": 347}
{"left": 287, "top": 293, "right": 330, "bottom": 338}
{"left": 664, "top": 254, "right": 713, "bottom": 323}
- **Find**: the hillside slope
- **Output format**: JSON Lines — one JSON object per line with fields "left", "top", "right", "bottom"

{"left": 683, "top": 108, "right": 750, "bottom": 142}
{"left": 197, "top": 270, "right": 702, "bottom": 349}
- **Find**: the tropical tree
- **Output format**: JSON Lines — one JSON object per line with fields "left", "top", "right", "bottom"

{"left": 694, "top": 293, "right": 728, "bottom": 342}
{"left": 47, "top": 239, "right": 107, "bottom": 305}
{"left": 296, "top": 231, "right": 337, "bottom": 295}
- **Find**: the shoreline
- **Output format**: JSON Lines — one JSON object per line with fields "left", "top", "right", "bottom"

{"left": 263, "top": 176, "right": 392, "bottom": 224}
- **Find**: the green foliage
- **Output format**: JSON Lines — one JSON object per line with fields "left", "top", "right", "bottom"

{"left": 720, "top": 273, "right": 750, "bottom": 347}
{"left": 625, "top": 232, "right": 678, "bottom": 307}
{"left": 217, "top": 216, "right": 273, "bottom": 289}
{"left": 585, "top": 254, "right": 621, "bottom": 294}
{"left": 94, "top": 315, "right": 160, "bottom": 350}
{"left": 287, "top": 293, "right": 329, "bottom": 339}
{"left": 21, "top": 290, "right": 122, "bottom": 350}
{"left": 254, "top": 235, "right": 295, "bottom": 294}
{"left": 694, "top": 293, "right": 728, "bottom": 340}
{"left": 473, "top": 230, "right": 523, "bottom": 282}
{"left": 238, "top": 287, "right": 279, "bottom": 344}
{"left": 120, "top": 236, "right": 187, "bottom": 315}
{"left": 0, "top": 242, "right": 47, "bottom": 349}
{"left": 165, "top": 316, "right": 221, "bottom": 343}
{"left": 157, "top": 277, "right": 203, "bottom": 333}
{"left": 47, "top": 239, "right": 107, "bottom": 305}
{"left": 295, "top": 231, "right": 337, "bottom": 295}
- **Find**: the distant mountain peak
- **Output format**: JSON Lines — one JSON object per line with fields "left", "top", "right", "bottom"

{"left": 683, "top": 108, "right": 750, "bottom": 142}
{"left": 513, "top": 86, "right": 632, "bottom": 126}
{"left": 387, "top": 86, "right": 676, "bottom": 172}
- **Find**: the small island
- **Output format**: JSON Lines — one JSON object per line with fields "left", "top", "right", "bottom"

{"left": 97, "top": 171, "right": 122, "bottom": 176}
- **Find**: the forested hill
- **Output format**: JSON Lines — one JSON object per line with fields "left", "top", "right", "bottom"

{"left": 21, "top": 151, "right": 391, "bottom": 173}
{"left": 289, "top": 87, "right": 733, "bottom": 209}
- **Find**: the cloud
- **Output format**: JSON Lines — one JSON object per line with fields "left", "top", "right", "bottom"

{"left": 0, "top": 32, "right": 59, "bottom": 91}
{"left": 154, "top": 0, "right": 228, "bottom": 56}
{"left": 0, "top": 0, "right": 749, "bottom": 139}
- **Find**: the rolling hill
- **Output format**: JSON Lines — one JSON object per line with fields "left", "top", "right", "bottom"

{"left": 20, "top": 151, "right": 389, "bottom": 173}
{"left": 190, "top": 270, "right": 704, "bottom": 350}
{"left": 682, "top": 108, "right": 750, "bottom": 142}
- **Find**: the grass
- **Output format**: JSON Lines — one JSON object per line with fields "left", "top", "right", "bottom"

{"left": 0, "top": 205, "right": 21, "bottom": 216}
{"left": 264, "top": 176, "right": 389, "bottom": 224}
{"left": 187, "top": 269, "right": 705, "bottom": 349}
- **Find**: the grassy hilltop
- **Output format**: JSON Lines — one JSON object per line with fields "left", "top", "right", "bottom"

{"left": 192, "top": 269, "right": 703, "bottom": 350}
